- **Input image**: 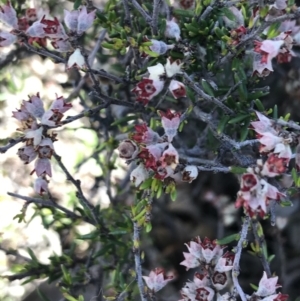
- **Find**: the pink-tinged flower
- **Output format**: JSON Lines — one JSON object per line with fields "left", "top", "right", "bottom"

{"left": 182, "top": 165, "right": 198, "bottom": 183}
{"left": 159, "top": 110, "right": 181, "bottom": 142}
{"left": 165, "top": 58, "right": 183, "bottom": 78}
{"left": 12, "top": 104, "right": 30, "bottom": 121}
{"left": 147, "top": 63, "right": 165, "bottom": 80}
{"left": 251, "top": 111, "right": 274, "bottom": 134}
{"left": 77, "top": 6, "right": 96, "bottom": 35}
{"left": 41, "top": 109, "right": 64, "bottom": 126}
{"left": 195, "top": 286, "right": 215, "bottom": 301}
{"left": 0, "top": 2, "right": 18, "bottom": 28}
{"left": 211, "top": 271, "right": 228, "bottom": 290}
{"left": 37, "top": 138, "right": 54, "bottom": 159}
{"left": 263, "top": 180, "right": 283, "bottom": 202}
{"left": 34, "top": 176, "right": 48, "bottom": 195}
{"left": 181, "top": 281, "right": 198, "bottom": 300}
{"left": 254, "top": 40, "right": 284, "bottom": 64}
{"left": 0, "top": 31, "right": 17, "bottom": 47}
{"left": 26, "top": 18, "right": 47, "bottom": 38}
{"left": 259, "top": 132, "right": 282, "bottom": 153}
{"left": 253, "top": 53, "right": 273, "bottom": 77}
{"left": 273, "top": 142, "right": 292, "bottom": 160}
{"left": 154, "top": 165, "right": 174, "bottom": 179}
{"left": 25, "top": 126, "right": 44, "bottom": 146}
{"left": 180, "top": 251, "right": 200, "bottom": 270}
{"left": 149, "top": 39, "right": 174, "bottom": 55}
{"left": 23, "top": 93, "right": 45, "bottom": 119}
{"left": 240, "top": 173, "right": 259, "bottom": 192}
{"left": 17, "top": 145, "right": 37, "bottom": 164}
{"left": 51, "top": 38, "right": 72, "bottom": 52}
{"left": 131, "top": 123, "right": 160, "bottom": 145}
{"left": 223, "top": 6, "right": 244, "bottom": 29}
{"left": 132, "top": 78, "right": 164, "bottom": 104}
{"left": 118, "top": 139, "right": 139, "bottom": 160}
{"left": 32, "top": 158, "right": 52, "bottom": 177}
{"left": 169, "top": 80, "right": 186, "bottom": 99}
{"left": 40, "top": 16, "right": 66, "bottom": 39}
{"left": 160, "top": 143, "right": 179, "bottom": 167}
{"left": 138, "top": 148, "right": 157, "bottom": 170}
{"left": 184, "top": 236, "right": 202, "bottom": 260}
{"left": 256, "top": 271, "right": 280, "bottom": 297}
{"left": 130, "top": 163, "right": 149, "bottom": 187}
{"left": 67, "top": 48, "right": 86, "bottom": 69}
{"left": 261, "top": 154, "right": 289, "bottom": 177}
{"left": 64, "top": 9, "right": 79, "bottom": 32}
{"left": 275, "top": 0, "right": 287, "bottom": 10}
{"left": 142, "top": 268, "right": 174, "bottom": 293}
{"left": 260, "top": 294, "right": 289, "bottom": 301}
{"left": 200, "top": 237, "right": 222, "bottom": 264}
{"left": 194, "top": 272, "right": 209, "bottom": 287}
{"left": 165, "top": 18, "right": 181, "bottom": 41}
{"left": 217, "top": 293, "right": 231, "bottom": 301}
{"left": 50, "top": 96, "right": 72, "bottom": 113}
{"left": 215, "top": 251, "right": 235, "bottom": 272}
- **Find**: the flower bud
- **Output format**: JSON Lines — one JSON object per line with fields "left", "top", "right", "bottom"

{"left": 182, "top": 165, "right": 198, "bottom": 183}
{"left": 34, "top": 176, "right": 48, "bottom": 195}
{"left": 118, "top": 139, "right": 138, "bottom": 160}
{"left": 130, "top": 163, "right": 148, "bottom": 187}
{"left": 165, "top": 18, "right": 181, "bottom": 41}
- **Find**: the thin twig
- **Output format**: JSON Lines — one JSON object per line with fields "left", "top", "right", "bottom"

{"left": 122, "top": 0, "right": 132, "bottom": 26}
{"left": 132, "top": 0, "right": 152, "bottom": 25}
{"left": 232, "top": 216, "right": 250, "bottom": 301}
{"left": 0, "top": 137, "right": 24, "bottom": 154}
{"left": 183, "top": 72, "right": 234, "bottom": 115}
{"left": 7, "top": 192, "right": 88, "bottom": 222}
{"left": 53, "top": 152, "right": 101, "bottom": 227}
{"left": 152, "top": 0, "right": 161, "bottom": 35}
{"left": 133, "top": 222, "right": 147, "bottom": 301}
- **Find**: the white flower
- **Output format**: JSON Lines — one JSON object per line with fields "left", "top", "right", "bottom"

{"left": 67, "top": 48, "right": 86, "bottom": 69}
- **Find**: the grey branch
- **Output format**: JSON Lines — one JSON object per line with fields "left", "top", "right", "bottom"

{"left": 0, "top": 137, "right": 24, "bottom": 154}
{"left": 7, "top": 192, "right": 87, "bottom": 222}
{"left": 232, "top": 217, "right": 250, "bottom": 301}
{"left": 183, "top": 72, "right": 234, "bottom": 115}
{"left": 133, "top": 222, "right": 148, "bottom": 301}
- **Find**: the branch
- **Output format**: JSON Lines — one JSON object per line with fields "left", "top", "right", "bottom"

{"left": 7, "top": 192, "right": 88, "bottom": 222}
{"left": 232, "top": 216, "right": 250, "bottom": 301}
{"left": 53, "top": 153, "right": 102, "bottom": 227}
{"left": 133, "top": 222, "right": 147, "bottom": 301}
{"left": 183, "top": 72, "right": 234, "bottom": 115}
{"left": 151, "top": 0, "right": 161, "bottom": 35}
{"left": 0, "top": 137, "right": 24, "bottom": 154}
{"left": 122, "top": 0, "right": 132, "bottom": 26}
{"left": 132, "top": 0, "right": 152, "bottom": 25}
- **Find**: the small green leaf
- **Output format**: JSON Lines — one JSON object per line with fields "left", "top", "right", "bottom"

{"left": 145, "top": 223, "right": 152, "bottom": 233}
{"left": 250, "top": 283, "right": 259, "bottom": 291}
{"left": 253, "top": 99, "right": 265, "bottom": 111}
{"left": 230, "top": 166, "right": 247, "bottom": 174}
{"left": 228, "top": 114, "right": 249, "bottom": 124}
{"left": 201, "top": 79, "right": 215, "bottom": 96}
{"left": 273, "top": 105, "right": 278, "bottom": 119}
{"left": 73, "top": 0, "right": 82, "bottom": 9}
{"left": 268, "top": 254, "right": 275, "bottom": 263}
{"left": 217, "top": 233, "right": 240, "bottom": 245}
